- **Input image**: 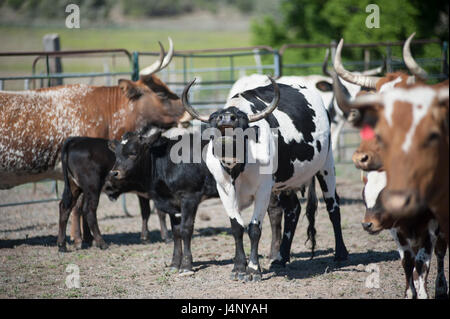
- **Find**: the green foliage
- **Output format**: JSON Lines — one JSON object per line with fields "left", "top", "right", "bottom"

{"left": 121, "top": 0, "right": 194, "bottom": 17}
{"left": 251, "top": 0, "right": 448, "bottom": 71}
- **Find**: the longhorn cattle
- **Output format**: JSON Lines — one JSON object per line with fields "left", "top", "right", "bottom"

{"left": 181, "top": 76, "right": 348, "bottom": 282}
{"left": 0, "top": 38, "right": 191, "bottom": 190}
{"left": 331, "top": 33, "right": 428, "bottom": 126}
{"left": 361, "top": 171, "right": 448, "bottom": 298}
{"left": 226, "top": 50, "right": 384, "bottom": 153}
{"left": 349, "top": 84, "right": 449, "bottom": 246}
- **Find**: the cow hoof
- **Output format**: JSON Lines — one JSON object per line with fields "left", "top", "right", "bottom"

{"left": 269, "top": 259, "right": 286, "bottom": 270}
{"left": 58, "top": 245, "right": 67, "bottom": 253}
{"left": 140, "top": 237, "right": 151, "bottom": 244}
{"left": 251, "top": 273, "right": 262, "bottom": 282}
{"left": 168, "top": 266, "right": 179, "bottom": 274}
{"left": 96, "top": 242, "right": 108, "bottom": 250}
{"left": 334, "top": 247, "right": 349, "bottom": 261}
{"left": 237, "top": 272, "right": 247, "bottom": 282}
{"left": 179, "top": 269, "right": 195, "bottom": 277}
{"left": 230, "top": 272, "right": 238, "bottom": 281}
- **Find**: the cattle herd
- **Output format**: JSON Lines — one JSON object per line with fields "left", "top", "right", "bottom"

{"left": 0, "top": 33, "right": 448, "bottom": 299}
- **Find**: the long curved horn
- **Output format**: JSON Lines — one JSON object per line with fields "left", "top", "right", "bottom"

{"left": 139, "top": 41, "right": 165, "bottom": 77}
{"left": 334, "top": 39, "right": 381, "bottom": 89}
{"left": 159, "top": 37, "right": 174, "bottom": 71}
{"left": 403, "top": 33, "right": 428, "bottom": 80}
{"left": 330, "top": 69, "right": 353, "bottom": 114}
{"left": 322, "top": 48, "right": 331, "bottom": 76}
{"left": 247, "top": 77, "right": 280, "bottom": 123}
{"left": 350, "top": 92, "right": 384, "bottom": 108}
{"left": 181, "top": 78, "right": 210, "bottom": 123}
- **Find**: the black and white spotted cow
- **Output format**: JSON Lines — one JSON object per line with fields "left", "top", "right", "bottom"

{"left": 226, "top": 51, "right": 384, "bottom": 154}
{"left": 181, "top": 76, "right": 348, "bottom": 281}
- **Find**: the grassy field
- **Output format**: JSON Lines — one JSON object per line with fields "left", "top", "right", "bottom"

{"left": 0, "top": 26, "right": 252, "bottom": 72}
{"left": 0, "top": 25, "right": 259, "bottom": 93}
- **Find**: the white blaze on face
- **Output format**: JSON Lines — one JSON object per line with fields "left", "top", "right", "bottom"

{"left": 381, "top": 87, "right": 437, "bottom": 153}
{"left": 364, "top": 171, "right": 386, "bottom": 209}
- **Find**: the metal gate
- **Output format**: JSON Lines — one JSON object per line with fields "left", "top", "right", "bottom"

{"left": 0, "top": 38, "right": 448, "bottom": 208}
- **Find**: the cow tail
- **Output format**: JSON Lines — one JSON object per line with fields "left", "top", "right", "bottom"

{"left": 61, "top": 138, "right": 73, "bottom": 210}
{"left": 305, "top": 177, "right": 318, "bottom": 259}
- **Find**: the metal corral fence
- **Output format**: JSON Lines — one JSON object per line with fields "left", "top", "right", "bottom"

{"left": 0, "top": 38, "right": 448, "bottom": 208}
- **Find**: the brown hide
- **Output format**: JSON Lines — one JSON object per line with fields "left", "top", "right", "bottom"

{"left": 353, "top": 84, "right": 449, "bottom": 244}
{"left": 0, "top": 74, "right": 188, "bottom": 189}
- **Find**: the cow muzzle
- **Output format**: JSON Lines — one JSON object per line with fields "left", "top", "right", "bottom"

{"left": 109, "top": 170, "right": 124, "bottom": 180}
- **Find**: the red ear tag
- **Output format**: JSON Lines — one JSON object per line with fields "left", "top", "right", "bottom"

{"left": 360, "top": 125, "right": 375, "bottom": 141}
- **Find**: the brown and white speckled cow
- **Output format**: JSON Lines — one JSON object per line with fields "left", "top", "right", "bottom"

{"left": 0, "top": 39, "right": 191, "bottom": 189}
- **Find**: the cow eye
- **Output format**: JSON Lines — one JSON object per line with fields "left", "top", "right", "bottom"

{"left": 375, "top": 134, "right": 385, "bottom": 147}
{"left": 424, "top": 132, "right": 440, "bottom": 146}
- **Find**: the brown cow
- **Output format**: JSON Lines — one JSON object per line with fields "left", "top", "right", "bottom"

{"left": 0, "top": 38, "right": 191, "bottom": 190}
{"left": 332, "top": 33, "right": 432, "bottom": 171}
{"left": 349, "top": 84, "right": 449, "bottom": 246}
{"left": 361, "top": 170, "right": 448, "bottom": 298}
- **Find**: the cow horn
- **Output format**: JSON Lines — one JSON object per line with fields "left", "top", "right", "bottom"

{"left": 181, "top": 78, "right": 210, "bottom": 123}
{"left": 350, "top": 92, "right": 384, "bottom": 108}
{"left": 159, "top": 37, "right": 174, "bottom": 71}
{"left": 403, "top": 33, "right": 428, "bottom": 80}
{"left": 330, "top": 69, "right": 353, "bottom": 114}
{"left": 322, "top": 48, "right": 331, "bottom": 76}
{"left": 247, "top": 77, "right": 281, "bottom": 123}
{"left": 334, "top": 39, "right": 380, "bottom": 89}
{"left": 139, "top": 41, "right": 166, "bottom": 76}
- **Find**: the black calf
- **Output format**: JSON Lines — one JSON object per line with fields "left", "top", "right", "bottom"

{"left": 109, "top": 129, "right": 219, "bottom": 274}
{"left": 57, "top": 137, "right": 168, "bottom": 252}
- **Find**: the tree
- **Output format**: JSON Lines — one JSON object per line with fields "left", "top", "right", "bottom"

{"left": 251, "top": 0, "right": 449, "bottom": 74}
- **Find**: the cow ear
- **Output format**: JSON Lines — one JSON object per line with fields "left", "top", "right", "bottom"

{"left": 315, "top": 81, "right": 333, "bottom": 92}
{"left": 108, "top": 140, "right": 119, "bottom": 152}
{"left": 119, "top": 79, "right": 143, "bottom": 100}
{"left": 141, "top": 75, "right": 179, "bottom": 100}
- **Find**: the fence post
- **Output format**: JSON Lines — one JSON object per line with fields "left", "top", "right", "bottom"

{"left": 132, "top": 51, "right": 139, "bottom": 81}
{"left": 43, "top": 34, "right": 63, "bottom": 86}
{"left": 442, "top": 41, "right": 448, "bottom": 78}
{"left": 273, "top": 49, "right": 282, "bottom": 77}
{"left": 330, "top": 40, "right": 337, "bottom": 62}
{"left": 385, "top": 46, "right": 392, "bottom": 73}
{"left": 364, "top": 49, "right": 370, "bottom": 70}
{"left": 0, "top": 80, "right": 3, "bottom": 90}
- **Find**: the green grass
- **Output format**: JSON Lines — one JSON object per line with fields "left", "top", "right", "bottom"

{"left": 0, "top": 25, "right": 251, "bottom": 51}
{"left": 0, "top": 26, "right": 252, "bottom": 73}
{"left": 0, "top": 26, "right": 257, "bottom": 92}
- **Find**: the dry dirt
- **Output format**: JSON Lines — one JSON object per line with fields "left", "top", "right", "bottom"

{"left": 0, "top": 176, "right": 448, "bottom": 299}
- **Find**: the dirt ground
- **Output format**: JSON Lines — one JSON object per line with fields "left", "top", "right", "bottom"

{"left": 0, "top": 176, "right": 448, "bottom": 299}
